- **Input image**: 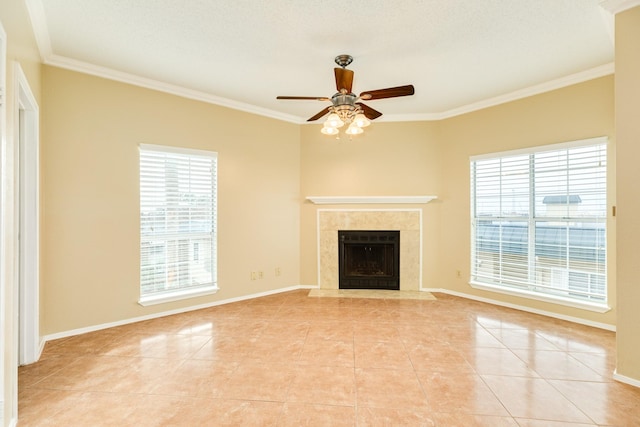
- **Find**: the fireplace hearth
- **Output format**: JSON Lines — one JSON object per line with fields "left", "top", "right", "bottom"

{"left": 338, "top": 230, "right": 400, "bottom": 290}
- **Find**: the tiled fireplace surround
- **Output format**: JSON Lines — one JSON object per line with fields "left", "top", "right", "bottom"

{"left": 317, "top": 209, "right": 422, "bottom": 291}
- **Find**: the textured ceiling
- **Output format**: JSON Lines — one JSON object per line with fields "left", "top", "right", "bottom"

{"left": 27, "top": 0, "right": 615, "bottom": 123}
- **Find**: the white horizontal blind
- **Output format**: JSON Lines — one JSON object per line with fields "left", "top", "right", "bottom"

{"left": 471, "top": 139, "right": 607, "bottom": 303}
{"left": 139, "top": 144, "right": 217, "bottom": 297}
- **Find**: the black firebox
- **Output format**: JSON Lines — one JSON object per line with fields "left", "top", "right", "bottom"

{"left": 338, "top": 230, "right": 400, "bottom": 290}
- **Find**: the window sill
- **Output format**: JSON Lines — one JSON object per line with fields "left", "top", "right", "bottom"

{"left": 138, "top": 285, "right": 219, "bottom": 306}
{"left": 469, "top": 281, "right": 611, "bottom": 313}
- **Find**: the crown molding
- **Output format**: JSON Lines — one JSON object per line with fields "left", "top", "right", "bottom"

{"left": 373, "top": 113, "right": 444, "bottom": 122}
{"left": 24, "top": 0, "right": 52, "bottom": 60}
{"left": 434, "top": 63, "right": 615, "bottom": 120}
{"left": 311, "top": 63, "right": 615, "bottom": 123}
{"left": 38, "top": 54, "right": 615, "bottom": 126}
{"left": 44, "top": 55, "right": 303, "bottom": 124}
{"left": 600, "top": 0, "right": 640, "bottom": 14}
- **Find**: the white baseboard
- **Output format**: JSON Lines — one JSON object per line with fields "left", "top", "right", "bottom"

{"left": 423, "top": 287, "right": 616, "bottom": 332}
{"left": 42, "top": 285, "right": 312, "bottom": 344}
{"left": 0, "top": 405, "right": 17, "bottom": 427}
{"left": 613, "top": 370, "right": 640, "bottom": 388}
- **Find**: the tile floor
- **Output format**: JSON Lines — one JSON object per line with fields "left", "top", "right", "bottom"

{"left": 18, "top": 290, "right": 640, "bottom": 426}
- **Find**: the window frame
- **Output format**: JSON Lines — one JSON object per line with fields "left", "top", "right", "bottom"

{"left": 138, "top": 143, "right": 218, "bottom": 306}
{"left": 469, "top": 137, "right": 610, "bottom": 313}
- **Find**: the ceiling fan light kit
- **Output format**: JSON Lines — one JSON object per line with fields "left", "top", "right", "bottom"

{"left": 325, "top": 113, "right": 344, "bottom": 128}
{"left": 353, "top": 113, "right": 371, "bottom": 128}
{"left": 277, "top": 55, "right": 414, "bottom": 138}
{"left": 320, "top": 126, "right": 340, "bottom": 135}
{"left": 345, "top": 122, "right": 363, "bottom": 135}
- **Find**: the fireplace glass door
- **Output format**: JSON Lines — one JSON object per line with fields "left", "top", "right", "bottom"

{"left": 338, "top": 230, "right": 400, "bottom": 290}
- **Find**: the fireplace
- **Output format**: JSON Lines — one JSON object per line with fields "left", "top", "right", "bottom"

{"left": 338, "top": 230, "right": 400, "bottom": 290}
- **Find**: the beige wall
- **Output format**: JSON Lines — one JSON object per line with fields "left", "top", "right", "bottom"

{"left": 41, "top": 66, "right": 301, "bottom": 334}
{"left": 299, "top": 121, "right": 443, "bottom": 289}
{"left": 439, "top": 76, "right": 615, "bottom": 326}
{"left": 300, "top": 76, "right": 616, "bottom": 327}
{"left": 0, "top": 0, "right": 42, "bottom": 425}
{"left": 614, "top": 6, "right": 640, "bottom": 382}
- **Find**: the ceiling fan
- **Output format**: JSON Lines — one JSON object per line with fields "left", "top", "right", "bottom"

{"left": 277, "top": 55, "right": 415, "bottom": 135}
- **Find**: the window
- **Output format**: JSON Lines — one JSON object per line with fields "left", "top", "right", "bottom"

{"left": 470, "top": 137, "right": 607, "bottom": 310}
{"left": 139, "top": 144, "right": 217, "bottom": 305}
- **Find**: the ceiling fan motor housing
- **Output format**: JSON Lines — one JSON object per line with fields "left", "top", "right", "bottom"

{"left": 331, "top": 93, "right": 360, "bottom": 122}
{"left": 331, "top": 93, "right": 357, "bottom": 106}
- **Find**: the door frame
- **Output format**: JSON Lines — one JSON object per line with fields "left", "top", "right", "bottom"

{"left": 0, "top": 19, "right": 7, "bottom": 425}
{"left": 14, "top": 62, "right": 40, "bottom": 366}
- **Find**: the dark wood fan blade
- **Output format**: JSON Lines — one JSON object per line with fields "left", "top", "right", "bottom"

{"left": 359, "top": 85, "right": 415, "bottom": 100}
{"left": 356, "top": 102, "right": 383, "bottom": 120}
{"left": 334, "top": 68, "right": 354, "bottom": 93}
{"left": 307, "top": 106, "right": 331, "bottom": 122}
{"left": 277, "top": 96, "right": 331, "bottom": 101}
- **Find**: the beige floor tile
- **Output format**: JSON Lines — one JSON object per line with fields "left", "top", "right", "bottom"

{"left": 485, "top": 328, "right": 561, "bottom": 351}
{"left": 432, "top": 412, "right": 519, "bottom": 426}
{"left": 568, "top": 351, "right": 616, "bottom": 378}
{"left": 437, "top": 325, "right": 506, "bottom": 349}
{"left": 32, "top": 356, "right": 182, "bottom": 395}
{"left": 17, "top": 388, "right": 83, "bottom": 426}
{"left": 416, "top": 371, "right": 510, "bottom": 416}
{"left": 355, "top": 340, "right": 413, "bottom": 370}
{"left": 100, "top": 332, "right": 210, "bottom": 359}
{"left": 407, "top": 341, "right": 476, "bottom": 374}
{"left": 356, "top": 406, "right": 436, "bottom": 426}
{"left": 297, "top": 336, "right": 355, "bottom": 367}
{"left": 42, "top": 328, "right": 123, "bottom": 356}
{"left": 150, "top": 358, "right": 239, "bottom": 397}
{"left": 514, "top": 419, "right": 596, "bottom": 426}
{"left": 218, "top": 361, "right": 296, "bottom": 402}
{"left": 306, "top": 320, "right": 354, "bottom": 341}
{"left": 511, "top": 349, "right": 605, "bottom": 381}
{"left": 535, "top": 329, "right": 614, "bottom": 354}
{"left": 189, "top": 335, "right": 254, "bottom": 361}
{"left": 351, "top": 306, "right": 395, "bottom": 322}
{"left": 353, "top": 321, "right": 401, "bottom": 343}
{"left": 287, "top": 365, "right": 356, "bottom": 406}
{"left": 463, "top": 347, "right": 540, "bottom": 377}
{"left": 169, "top": 398, "right": 284, "bottom": 426}
{"left": 396, "top": 326, "right": 448, "bottom": 346}
{"left": 355, "top": 367, "right": 429, "bottom": 410}
{"left": 242, "top": 337, "right": 306, "bottom": 363}
{"left": 177, "top": 317, "right": 269, "bottom": 337}
{"left": 481, "top": 375, "right": 592, "bottom": 423}
{"left": 547, "top": 379, "right": 640, "bottom": 426}
{"left": 18, "top": 353, "right": 78, "bottom": 388}
{"left": 279, "top": 403, "right": 355, "bottom": 427}
{"left": 259, "top": 320, "right": 311, "bottom": 340}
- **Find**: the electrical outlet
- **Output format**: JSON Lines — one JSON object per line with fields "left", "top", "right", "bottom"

{"left": 275, "top": 267, "right": 281, "bottom": 276}
{"left": 456, "top": 270, "right": 462, "bottom": 278}
{"left": 258, "top": 271, "right": 264, "bottom": 279}
{"left": 250, "top": 272, "right": 257, "bottom": 280}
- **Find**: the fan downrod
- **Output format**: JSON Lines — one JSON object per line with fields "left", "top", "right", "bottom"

{"left": 334, "top": 54, "right": 353, "bottom": 68}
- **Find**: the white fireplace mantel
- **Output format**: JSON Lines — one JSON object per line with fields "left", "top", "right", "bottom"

{"left": 306, "top": 195, "right": 437, "bottom": 205}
